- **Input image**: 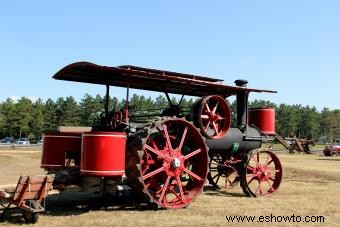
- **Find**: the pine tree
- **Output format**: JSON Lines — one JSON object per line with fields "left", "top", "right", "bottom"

{"left": 0, "top": 98, "right": 17, "bottom": 137}
{"left": 16, "top": 97, "right": 33, "bottom": 138}
{"left": 80, "top": 94, "right": 103, "bottom": 126}
{"left": 30, "top": 98, "right": 44, "bottom": 140}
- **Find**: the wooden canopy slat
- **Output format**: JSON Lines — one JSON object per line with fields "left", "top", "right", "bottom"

{"left": 53, "top": 62, "right": 276, "bottom": 97}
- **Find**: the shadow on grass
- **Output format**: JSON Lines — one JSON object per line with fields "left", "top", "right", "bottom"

{"left": 0, "top": 209, "right": 28, "bottom": 225}
{"left": 203, "top": 186, "right": 246, "bottom": 198}
{"left": 45, "top": 192, "right": 156, "bottom": 215}
{"left": 1, "top": 186, "right": 251, "bottom": 224}
{"left": 0, "top": 192, "right": 156, "bottom": 224}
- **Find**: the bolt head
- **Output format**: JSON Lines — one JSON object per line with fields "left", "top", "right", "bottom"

{"left": 171, "top": 158, "right": 181, "bottom": 169}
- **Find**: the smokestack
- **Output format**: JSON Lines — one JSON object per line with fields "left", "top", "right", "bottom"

{"left": 234, "top": 79, "right": 249, "bottom": 132}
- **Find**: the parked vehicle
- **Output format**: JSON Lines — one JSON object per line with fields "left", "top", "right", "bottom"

{"left": 324, "top": 139, "right": 340, "bottom": 156}
{"left": 0, "top": 137, "right": 14, "bottom": 144}
{"left": 15, "top": 138, "right": 30, "bottom": 145}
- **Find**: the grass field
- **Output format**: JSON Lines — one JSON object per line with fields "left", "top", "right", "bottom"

{"left": 0, "top": 148, "right": 339, "bottom": 226}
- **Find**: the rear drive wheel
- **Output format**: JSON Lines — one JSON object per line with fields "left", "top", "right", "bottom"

{"left": 126, "top": 118, "right": 209, "bottom": 209}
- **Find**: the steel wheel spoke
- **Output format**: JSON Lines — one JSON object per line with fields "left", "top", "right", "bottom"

{"left": 176, "top": 176, "right": 185, "bottom": 202}
{"left": 144, "top": 144, "right": 166, "bottom": 159}
{"left": 178, "top": 126, "right": 188, "bottom": 152}
{"left": 256, "top": 181, "right": 263, "bottom": 195}
{"left": 265, "top": 154, "right": 271, "bottom": 166}
{"left": 252, "top": 155, "right": 260, "bottom": 166}
{"left": 204, "top": 121, "right": 210, "bottom": 131}
{"left": 205, "top": 103, "right": 211, "bottom": 113}
{"left": 247, "top": 175, "right": 256, "bottom": 185}
{"left": 212, "top": 122, "right": 219, "bottom": 135}
{"left": 163, "top": 124, "right": 173, "bottom": 150}
{"left": 212, "top": 102, "right": 219, "bottom": 114}
{"left": 184, "top": 148, "right": 201, "bottom": 160}
{"left": 151, "top": 140, "right": 160, "bottom": 151}
{"left": 143, "top": 166, "right": 165, "bottom": 180}
{"left": 159, "top": 176, "right": 171, "bottom": 203}
{"left": 216, "top": 114, "right": 225, "bottom": 121}
{"left": 169, "top": 188, "right": 182, "bottom": 202}
{"left": 184, "top": 168, "right": 203, "bottom": 181}
{"left": 145, "top": 178, "right": 159, "bottom": 190}
{"left": 267, "top": 180, "right": 274, "bottom": 192}
{"left": 268, "top": 159, "right": 274, "bottom": 165}
{"left": 212, "top": 173, "right": 220, "bottom": 179}
{"left": 216, "top": 175, "right": 221, "bottom": 183}
{"left": 201, "top": 115, "right": 209, "bottom": 119}
{"left": 247, "top": 165, "right": 255, "bottom": 172}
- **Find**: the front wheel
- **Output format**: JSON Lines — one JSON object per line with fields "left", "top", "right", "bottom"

{"left": 240, "top": 149, "right": 282, "bottom": 197}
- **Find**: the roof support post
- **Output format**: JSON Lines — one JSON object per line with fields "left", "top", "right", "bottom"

{"left": 178, "top": 95, "right": 184, "bottom": 106}
{"left": 105, "top": 84, "right": 110, "bottom": 118}
{"left": 164, "top": 92, "right": 172, "bottom": 106}
{"left": 125, "top": 84, "right": 130, "bottom": 124}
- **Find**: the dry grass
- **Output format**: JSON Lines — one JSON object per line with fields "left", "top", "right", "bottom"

{"left": 0, "top": 148, "right": 339, "bottom": 226}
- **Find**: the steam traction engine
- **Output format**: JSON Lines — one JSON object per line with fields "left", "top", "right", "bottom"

{"left": 41, "top": 62, "right": 282, "bottom": 209}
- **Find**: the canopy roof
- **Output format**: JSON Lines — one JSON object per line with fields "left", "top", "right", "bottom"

{"left": 53, "top": 62, "right": 276, "bottom": 97}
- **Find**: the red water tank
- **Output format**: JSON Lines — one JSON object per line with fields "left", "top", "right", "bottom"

{"left": 248, "top": 108, "right": 276, "bottom": 135}
{"left": 41, "top": 132, "right": 82, "bottom": 170}
{"left": 81, "top": 131, "right": 126, "bottom": 177}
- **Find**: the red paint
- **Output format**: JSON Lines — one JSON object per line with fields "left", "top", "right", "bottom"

{"left": 248, "top": 108, "right": 276, "bottom": 135}
{"left": 81, "top": 131, "right": 126, "bottom": 176}
{"left": 41, "top": 132, "right": 82, "bottom": 170}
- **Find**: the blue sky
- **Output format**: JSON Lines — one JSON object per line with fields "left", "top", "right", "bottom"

{"left": 0, "top": 1, "right": 339, "bottom": 110}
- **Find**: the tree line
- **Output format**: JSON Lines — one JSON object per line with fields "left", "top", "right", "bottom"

{"left": 0, "top": 94, "right": 339, "bottom": 143}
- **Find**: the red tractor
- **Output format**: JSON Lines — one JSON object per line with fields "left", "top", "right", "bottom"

{"left": 324, "top": 139, "right": 340, "bottom": 156}
{"left": 41, "top": 62, "right": 282, "bottom": 209}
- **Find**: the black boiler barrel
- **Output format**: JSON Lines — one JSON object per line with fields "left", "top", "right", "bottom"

{"left": 206, "top": 127, "right": 261, "bottom": 153}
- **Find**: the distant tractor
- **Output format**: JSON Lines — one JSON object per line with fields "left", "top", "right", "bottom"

{"left": 41, "top": 62, "right": 282, "bottom": 209}
{"left": 324, "top": 139, "right": 340, "bottom": 156}
{"left": 276, "top": 136, "right": 315, "bottom": 154}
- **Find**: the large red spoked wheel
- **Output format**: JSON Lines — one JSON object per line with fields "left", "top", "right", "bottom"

{"left": 193, "top": 95, "right": 231, "bottom": 139}
{"left": 126, "top": 118, "right": 208, "bottom": 209}
{"left": 240, "top": 149, "right": 282, "bottom": 197}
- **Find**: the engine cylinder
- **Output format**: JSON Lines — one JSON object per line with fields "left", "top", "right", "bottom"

{"left": 206, "top": 127, "right": 261, "bottom": 154}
